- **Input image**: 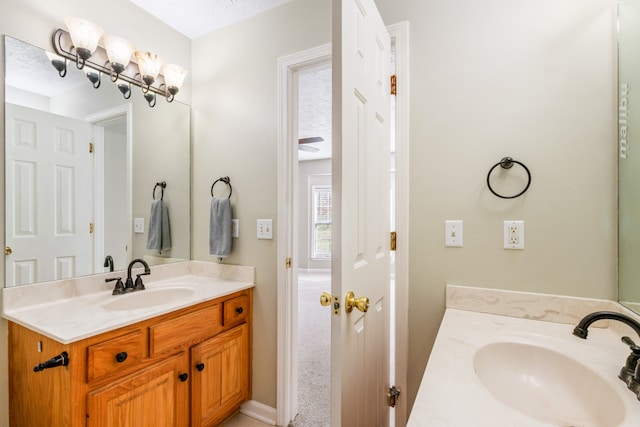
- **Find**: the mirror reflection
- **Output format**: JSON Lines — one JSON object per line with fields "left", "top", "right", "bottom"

{"left": 619, "top": 0, "right": 640, "bottom": 314}
{"left": 4, "top": 36, "right": 191, "bottom": 287}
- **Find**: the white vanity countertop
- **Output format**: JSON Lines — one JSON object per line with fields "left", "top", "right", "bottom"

{"left": 2, "top": 261, "right": 255, "bottom": 344}
{"left": 407, "top": 285, "right": 640, "bottom": 427}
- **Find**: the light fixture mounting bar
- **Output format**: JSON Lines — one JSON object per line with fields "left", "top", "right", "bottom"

{"left": 51, "top": 28, "right": 167, "bottom": 97}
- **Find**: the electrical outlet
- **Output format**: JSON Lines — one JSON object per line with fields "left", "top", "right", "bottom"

{"left": 257, "top": 219, "right": 273, "bottom": 239}
{"left": 232, "top": 219, "right": 239, "bottom": 238}
{"left": 504, "top": 220, "right": 524, "bottom": 249}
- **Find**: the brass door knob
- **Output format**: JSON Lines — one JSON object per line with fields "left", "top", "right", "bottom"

{"left": 320, "top": 292, "right": 332, "bottom": 307}
{"left": 345, "top": 291, "right": 369, "bottom": 313}
{"left": 5, "top": 246, "right": 12, "bottom": 255}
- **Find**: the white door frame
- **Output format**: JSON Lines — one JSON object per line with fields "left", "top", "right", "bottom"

{"left": 276, "top": 21, "right": 409, "bottom": 427}
{"left": 86, "top": 104, "right": 133, "bottom": 273}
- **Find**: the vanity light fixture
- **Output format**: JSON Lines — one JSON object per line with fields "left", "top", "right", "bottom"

{"left": 103, "top": 34, "right": 136, "bottom": 81}
{"left": 50, "top": 16, "right": 187, "bottom": 107}
{"left": 45, "top": 51, "right": 67, "bottom": 77}
{"left": 116, "top": 78, "right": 132, "bottom": 99}
{"left": 64, "top": 17, "right": 103, "bottom": 69}
{"left": 161, "top": 63, "right": 187, "bottom": 102}
{"left": 85, "top": 69, "right": 101, "bottom": 89}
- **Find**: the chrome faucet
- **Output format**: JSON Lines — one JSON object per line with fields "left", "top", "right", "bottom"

{"left": 573, "top": 311, "right": 640, "bottom": 399}
{"left": 124, "top": 258, "right": 151, "bottom": 292}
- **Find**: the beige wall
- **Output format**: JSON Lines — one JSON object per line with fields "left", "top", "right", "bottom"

{"left": 0, "top": 1, "right": 191, "bottom": 426}
{"left": 190, "top": 0, "right": 332, "bottom": 407}
{"left": 0, "top": 0, "right": 618, "bottom": 425}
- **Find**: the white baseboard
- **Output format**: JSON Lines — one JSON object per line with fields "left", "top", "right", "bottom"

{"left": 241, "top": 400, "right": 277, "bottom": 425}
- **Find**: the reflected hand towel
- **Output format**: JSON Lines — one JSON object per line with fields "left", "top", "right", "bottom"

{"left": 210, "top": 197, "right": 232, "bottom": 258}
{"left": 146, "top": 199, "right": 172, "bottom": 253}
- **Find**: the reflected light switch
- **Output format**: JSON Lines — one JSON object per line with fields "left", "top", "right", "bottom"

{"left": 134, "top": 217, "right": 144, "bottom": 234}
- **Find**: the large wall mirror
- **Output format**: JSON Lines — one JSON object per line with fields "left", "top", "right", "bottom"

{"left": 4, "top": 36, "right": 191, "bottom": 287}
{"left": 619, "top": 0, "right": 640, "bottom": 314}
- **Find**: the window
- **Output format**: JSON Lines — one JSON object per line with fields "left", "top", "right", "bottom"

{"left": 312, "top": 185, "right": 332, "bottom": 259}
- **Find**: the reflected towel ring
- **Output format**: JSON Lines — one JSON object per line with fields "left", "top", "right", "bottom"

{"left": 153, "top": 181, "right": 166, "bottom": 200}
{"left": 486, "top": 157, "right": 531, "bottom": 199}
{"left": 211, "top": 176, "right": 232, "bottom": 199}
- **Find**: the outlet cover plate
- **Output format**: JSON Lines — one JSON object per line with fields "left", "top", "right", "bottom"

{"left": 504, "top": 220, "right": 524, "bottom": 250}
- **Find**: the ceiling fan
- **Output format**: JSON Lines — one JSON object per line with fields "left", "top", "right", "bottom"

{"left": 298, "top": 136, "right": 324, "bottom": 152}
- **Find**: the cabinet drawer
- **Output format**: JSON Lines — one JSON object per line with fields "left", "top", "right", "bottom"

{"left": 223, "top": 294, "right": 249, "bottom": 326}
{"left": 150, "top": 304, "right": 221, "bottom": 357}
{"left": 87, "top": 330, "right": 144, "bottom": 382}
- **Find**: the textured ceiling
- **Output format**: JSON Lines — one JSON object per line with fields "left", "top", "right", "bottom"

{"left": 129, "top": 0, "right": 293, "bottom": 39}
{"left": 298, "top": 66, "right": 332, "bottom": 161}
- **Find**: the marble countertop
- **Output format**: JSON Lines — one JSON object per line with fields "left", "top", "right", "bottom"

{"left": 2, "top": 261, "right": 255, "bottom": 344}
{"left": 407, "top": 285, "right": 640, "bottom": 426}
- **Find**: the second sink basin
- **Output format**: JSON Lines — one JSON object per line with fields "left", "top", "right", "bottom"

{"left": 102, "top": 287, "right": 195, "bottom": 311}
{"left": 473, "top": 341, "right": 625, "bottom": 426}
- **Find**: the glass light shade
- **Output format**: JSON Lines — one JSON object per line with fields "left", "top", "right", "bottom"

{"left": 103, "top": 35, "right": 135, "bottom": 68}
{"left": 64, "top": 17, "right": 103, "bottom": 53}
{"left": 135, "top": 51, "right": 163, "bottom": 79}
{"left": 162, "top": 64, "right": 187, "bottom": 89}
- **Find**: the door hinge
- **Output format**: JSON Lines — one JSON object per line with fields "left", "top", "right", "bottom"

{"left": 387, "top": 385, "right": 401, "bottom": 407}
{"left": 286, "top": 257, "right": 292, "bottom": 268}
{"left": 89, "top": 142, "right": 94, "bottom": 153}
{"left": 390, "top": 74, "right": 397, "bottom": 96}
{"left": 390, "top": 231, "right": 397, "bottom": 251}
{"left": 89, "top": 223, "right": 94, "bottom": 234}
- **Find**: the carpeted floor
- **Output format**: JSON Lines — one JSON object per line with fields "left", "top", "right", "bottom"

{"left": 289, "top": 271, "right": 331, "bottom": 427}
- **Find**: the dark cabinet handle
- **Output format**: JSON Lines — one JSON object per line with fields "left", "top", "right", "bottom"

{"left": 115, "top": 352, "right": 128, "bottom": 363}
{"left": 196, "top": 363, "right": 205, "bottom": 372}
{"left": 178, "top": 373, "right": 189, "bottom": 382}
{"left": 236, "top": 307, "right": 243, "bottom": 314}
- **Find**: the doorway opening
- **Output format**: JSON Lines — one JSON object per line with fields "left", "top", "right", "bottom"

{"left": 86, "top": 104, "right": 133, "bottom": 274}
{"left": 292, "top": 62, "right": 332, "bottom": 426}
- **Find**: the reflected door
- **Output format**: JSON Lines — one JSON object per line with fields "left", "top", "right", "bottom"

{"left": 6, "top": 103, "right": 93, "bottom": 286}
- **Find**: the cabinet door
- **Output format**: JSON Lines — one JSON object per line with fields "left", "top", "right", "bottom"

{"left": 87, "top": 353, "right": 189, "bottom": 427}
{"left": 191, "top": 323, "right": 249, "bottom": 427}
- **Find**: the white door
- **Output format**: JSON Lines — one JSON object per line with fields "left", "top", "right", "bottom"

{"left": 6, "top": 103, "right": 93, "bottom": 286}
{"left": 331, "top": 0, "right": 391, "bottom": 425}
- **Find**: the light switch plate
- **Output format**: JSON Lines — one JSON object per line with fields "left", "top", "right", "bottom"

{"left": 257, "top": 219, "right": 273, "bottom": 239}
{"left": 134, "top": 217, "right": 144, "bottom": 233}
{"left": 445, "top": 220, "right": 463, "bottom": 247}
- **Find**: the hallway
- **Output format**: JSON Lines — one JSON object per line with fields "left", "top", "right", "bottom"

{"left": 291, "top": 270, "right": 331, "bottom": 426}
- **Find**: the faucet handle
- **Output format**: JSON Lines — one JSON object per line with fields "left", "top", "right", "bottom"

{"left": 133, "top": 274, "right": 146, "bottom": 291}
{"left": 622, "top": 336, "right": 640, "bottom": 353}
{"left": 107, "top": 277, "right": 125, "bottom": 295}
{"left": 620, "top": 336, "right": 640, "bottom": 387}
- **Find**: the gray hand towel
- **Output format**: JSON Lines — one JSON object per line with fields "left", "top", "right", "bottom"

{"left": 146, "top": 199, "right": 172, "bottom": 253}
{"left": 210, "top": 197, "right": 232, "bottom": 258}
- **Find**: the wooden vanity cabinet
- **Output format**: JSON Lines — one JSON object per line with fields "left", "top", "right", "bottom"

{"left": 8, "top": 289, "right": 252, "bottom": 427}
{"left": 86, "top": 352, "right": 190, "bottom": 427}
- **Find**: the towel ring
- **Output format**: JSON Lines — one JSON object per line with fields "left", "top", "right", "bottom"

{"left": 211, "top": 176, "right": 232, "bottom": 199}
{"left": 486, "top": 157, "right": 531, "bottom": 199}
{"left": 153, "top": 181, "right": 167, "bottom": 200}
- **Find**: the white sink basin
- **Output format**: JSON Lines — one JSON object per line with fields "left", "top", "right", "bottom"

{"left": 473, "top": 341, "right": 626, "bottom": 426}
{"left": 102, "top": 287, "right": 195, "bottom": 311}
